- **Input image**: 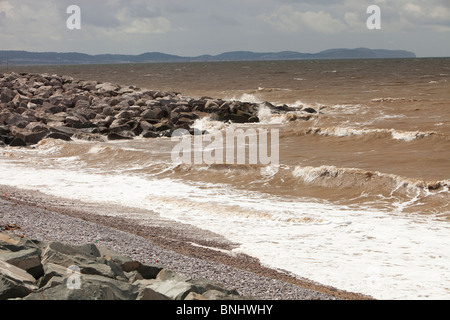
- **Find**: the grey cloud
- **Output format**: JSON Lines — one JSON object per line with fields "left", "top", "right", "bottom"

{"left": 0, "top": 0, "right": 448, "bottom": 57}
{"left": 127, "top": 4, "right": 162, "bottom": 19}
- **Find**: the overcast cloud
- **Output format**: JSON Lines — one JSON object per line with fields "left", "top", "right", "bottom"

{"left": 0, "top": 0, "right": 449, "bottom": 57}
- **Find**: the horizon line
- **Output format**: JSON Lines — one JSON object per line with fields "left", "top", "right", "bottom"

{"left": 1, "top": 47, "right": 418, "bottom": 56}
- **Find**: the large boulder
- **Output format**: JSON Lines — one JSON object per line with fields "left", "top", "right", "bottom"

{"left": 96, "top": 82, "right": 119, "bottom": 93}
{"left": 14, "top": 129, "right": 50, "bottom": 145}
{"left": 0, "top": 232, "right": 247, "bottom": 300}
{"left": 45, "top": 132, "right": 72, "bottom": 142}
{"left": 107, "top": 132, "right": 134, "bottom": 140}
{"left": 8, "top": 137, "right": 27, "bottom": 147}
{"left": 0, "top": 88, "right": 14, "bottom": 103}
{"left": 108, "top": 118, "right": 131, "bottom": 132}
{"left": 41, "top": 102, "right": 65, "bottom": 114}
{"left": 0, "top": 259, "right": 38, "bottom": 299}
{"left": 136, "top": 286, "right": 172, "bottom": 300}
{"left": 65, "top": 115, "right": 92, "bottom": 128}
{"left": 40, "top": 242, "right": 97, "bottom": 268}
{"left": 5, "top": 114, "right": 30, "bottom": 129}
{"left": 0, "top": 248, "right": 44, "bottom": 279}
{"left": 23, "top": 275, "right": 140, "bottom": 300}
{"left": 0, "top": 125, "right": 10, "bottom": 136}
{"left": 24, "top": 122, "right": 48, "bottom": 133}
{"left": 141, "top": 108, "right": 164, "bottom": 120}
{"left": 154, "top": 121, "right": 173, "bottom": 132}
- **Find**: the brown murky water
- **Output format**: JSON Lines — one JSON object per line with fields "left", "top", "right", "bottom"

{"left": 4, "top": 58, "right": 450, "bottom": 299}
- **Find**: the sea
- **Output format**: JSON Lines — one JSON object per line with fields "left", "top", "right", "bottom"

{"left": 2, "top": 58, "right": 449, "bottom": 299}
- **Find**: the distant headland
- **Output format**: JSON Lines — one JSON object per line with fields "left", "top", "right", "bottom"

{"left": 0, "top": 48, "right": 416, "bottom": 66}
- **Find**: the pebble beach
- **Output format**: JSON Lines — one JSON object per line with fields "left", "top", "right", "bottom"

{"left": 0, "top": 185, "right": 372, "bottom": 300}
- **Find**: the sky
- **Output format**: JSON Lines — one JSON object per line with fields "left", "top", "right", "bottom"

{"left": 0, "top": 0, "right": 449, "bottom": 57}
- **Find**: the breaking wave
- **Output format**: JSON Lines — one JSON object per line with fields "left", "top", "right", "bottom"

{"left": 168, "top": 161, "right": 450, "bottom": 215}
{"left": 305, "top": 126, "right": 437, "bottom": 141}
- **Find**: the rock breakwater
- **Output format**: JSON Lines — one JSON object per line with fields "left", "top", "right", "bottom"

{"left": 0, "top": 72, "right": 266, "bottom": 146}
{"left": 0, "top": 232, "right": 248, "bottom": 300}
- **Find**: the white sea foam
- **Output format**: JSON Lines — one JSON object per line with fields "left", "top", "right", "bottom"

{"left": 256, "top": 104, "right": 274, "bottom": 123}
{"left": 390, "top": 130, "right": 434, "bottom": 141}
{"left": 292, "top": 164, "right": 448, "bottom": 193}
{"left": 256, "top": 102, "right": 317, "bottom": 124}
{"left": 289, "top": 100, "right": 318, "bottom": 110}
{"left": 256, "top": 105, "right": 435, "bottom": 141}
{"left": 0, "top": 156, "right": 449, "bottom": 300}
{"left": 192, "top": 117, "right": 230, "bottom": 133}
{"left": 310, "top": 126, "right": 435, "bottom": 141}
{"left": 230, "top": 93, "right": 262, "bottom": 104}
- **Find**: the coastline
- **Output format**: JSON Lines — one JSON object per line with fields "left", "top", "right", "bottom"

{"left": 0, "top": 184, "right": 373, "bottom": 300}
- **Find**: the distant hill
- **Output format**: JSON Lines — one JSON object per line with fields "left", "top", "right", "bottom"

{"left": 0, "top": 48, "right": 416, "bottom": 65}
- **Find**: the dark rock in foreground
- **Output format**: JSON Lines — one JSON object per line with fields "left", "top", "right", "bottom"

{"left": 0, "top": 232, "right": 248, "bottom": 300}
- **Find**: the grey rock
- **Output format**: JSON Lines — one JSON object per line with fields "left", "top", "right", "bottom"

{"left": 102, "top": 106, "right": 114, "bottom": 116}
{"left": 49, "top": 126, "right": 79, "bottom": 136}
{"left": 24, "top": 122, "right": 48, "bottom": 133}
{"left": 40, "top": 242, "right": 92, "bottom": 268}
{"left": 77, "top": 262, "right": 117, "bottom": 279}
{"left": 96, "top": 82, "right": 119, "bottom": 93}
{"left": 24, "top": 275, "right": 139, "bottom": 300}
{"left": 48, "top": 94, "right": 65, "bottom": 106}
{"left": 74, "top": 99, "right": 90, "bottom": 109}
{"left": 29, "top": 97, "right": 45, "bottom": 105}
{"left": 8, "top": 137, "right": 27, "bottom": 147}
{"left": 154, "top": 121, "right": 173, "bottom": 132}
{"left": 205, "top": 100, "right": 220, "bottom": 113}
{"left": 5, "top": 114, "right": 29, "bottom": 129}
{"left": 0, "top": 259, "right": 38, "bottom": 299}
{"left": 0, "top": 88, "right": 14, "bottom": 103}
{"left": 41, "top": 102, "right": 64, "bottom": 114}
{"left": 109, "top": 119, "right": 131, "bottom": 132}
{"left": 0, "top": 248, "right": 44, "bottom": 279}
{"left": 0, "top": 231, "right": 245, "bottom": 300}
{"left": 37, "top": 263, "right": 69, "bottom": 288}
{"left": 45, "top": 113, "right": 67, "bottom": 123}
{"left": 124, "top": 271, "right": 143, "bottom": 283}
{"left": 45, "top": 132, "right": 72, "bottom": 142}
{"left": 79, "top": 80, "right": 98, "bottom": 91}
{"left": 0, "top": 125, "right": 10, "bottom": 136}
{"left": 0, "top": 112, "right": 12, "bottom": 125}
{"left": 136, "top": 286, "right": 171, "bottom": 300}
{"left": 184, "top": 292, "right": 207, "bottom": 300}
{"left": 74, "top": 108, "right": 97, "bottom": 120}
{"left": 15, "top": 129, "right": 50, "bottom": 145}
{"left": 64, "top": 115, "right": 83, "bottom": 128}
{"left": 175, "top": 117, "right": 194, "bottom": 126}
{"left": 107, "top": 132, "right": 134, "bottom": 140}
{"left": 302, "top": 107, "right": 317, "bottom": 114}
{"left": 38, "top": 275, "right": 66, "bottom": 292}
{"left": 146, "top": 278, "right": 194, "bottom": 300}
{"left": 115, "top": 110, "right": 133, "bottom": 120}
{"left": 141, "top": 131, "right": 160, "bottom": 138}
{"left": 98, "top": 246, "right": 138, "bottom": 271}
{"left": 141, "top": 108, "right": 164, "bottom": 120}
{"left": 74, "top": 243, "right": 101, "bottom": 258}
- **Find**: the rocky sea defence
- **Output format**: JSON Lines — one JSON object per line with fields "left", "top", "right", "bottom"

{"left": 0, "top": 72, "right": 319, "bottom": 146}
{"left": 0, "top": 72, "right": 290, "bottom": 147}
{"left": 0, "top": 231, "right": 247, "bottom": 300}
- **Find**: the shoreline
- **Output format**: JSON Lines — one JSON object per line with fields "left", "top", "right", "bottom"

{"left": 0, "top": 184, "right": 373, "bottom": 300}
